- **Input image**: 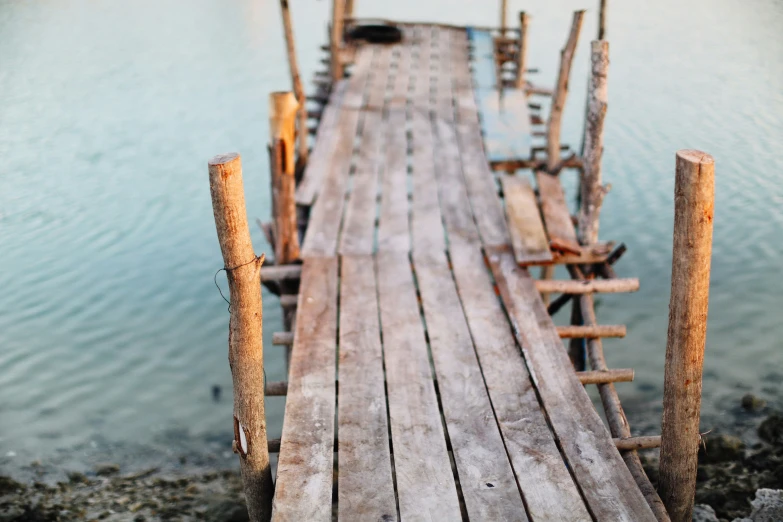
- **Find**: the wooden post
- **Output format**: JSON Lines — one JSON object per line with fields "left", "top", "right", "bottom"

{"left": 208, "top": 153, "right": 274, "bottom": 521}
{"left": 659, "top": 150, "right": 715, "bottom": 522}
{"left": 577, "top": 40, "right": 609, "bottom": 245}
{"left": 598, "top": 0, "right": 608, "bottom": 40}
{"left": 345, "top": 0, "right": 354, "bottom": 23}
{"left": 546, "top": 10, "right": 584, "bottom": 172}
{"left": 278, "top": 0, "right": 308, "bottom": 168}
{"left": 500, "top": 0, "right": 508, "bottom": 35}
{"left": 539, "top": 265, "right": 555, "bottom": 305}
{"left": 330, "top": 0, "right": 345, "bottom": 82}
{"left": 514, "top": 12, "right": 529, "bottom": 89}
{"left": 269, "top": 92, "right": 301, "bottom": 265}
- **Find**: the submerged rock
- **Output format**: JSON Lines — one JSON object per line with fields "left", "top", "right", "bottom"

{"left": 94, "top": 463, "right": 120, "bottom": 476}
{"left": 742, "top": 394, "right": 767, "bottom": 412}
{"left": 203, "top": 495, "right": 249, "bottom": 522}
{"left": 693, "top": 504, "right": 719, "bottom": 522}
{"left": 758, "top": 414, "right": 783, "bottom": 445}
{"left": 0, "top": 476, "right": 25, "bottom": 495}
{"left": 699, "top": 434, "right": 746, "bottom": 464}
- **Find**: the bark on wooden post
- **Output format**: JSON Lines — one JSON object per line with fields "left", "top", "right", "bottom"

{"left": 659, "top": 150, "right": 715, "bottom": 522}
{"left": 500, "top": 0, "right": 508, "bottom": 34}
{"left": 330, "top": 0, "right": 345, "bottom": 82}
{"left": 546, "top": 10, "right": 585, "bottom": 172}
{"left": 278, "top": 0, "right": 308, "bottom": 168}
{"left": 577, "top": 40, "right": 609, "bottom": 245}
{"left": 269, "top": 92, "right": 301, "bottom": 265}
{"left": 514, "top": 12, "right": 529, "bottom": 89}
{"left": 598, "top": 0, "right": 608, "bottom": 40}
{"left": 208, "top": 153, "right": 274, "bottom": 521}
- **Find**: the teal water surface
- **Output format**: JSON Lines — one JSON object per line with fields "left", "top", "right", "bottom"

{"left": 1, "top": 0, "right": 782, "bottom": 477}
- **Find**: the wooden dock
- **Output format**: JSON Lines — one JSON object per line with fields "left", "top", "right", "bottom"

{"left": 207, "top": 5, "right": 716, "bottom": 521}
{"left": 273, "top": 23, "right": 656, "bottom": 521}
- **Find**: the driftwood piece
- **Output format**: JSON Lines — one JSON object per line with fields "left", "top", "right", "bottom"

{"left": 269, "top": 92, "right": 301, "bottom": 265}
{"left": 546, "top": 11, "right": 584, "bottom": 172}
{"left": 278, "top": 0, "right": 308, "bottom": 167}
{"left": 536, "top": 277, "right": 638, "bottom": 294}
{"left": 208, "top": 153, "right": 273, "bottom": 521}
{"left": 615, "top": 436, "right": 662, "bottom": 452}
{"left": 556, "top": 324, "right": 626, "bottom": 339}
{"left": 577, "top": 368, "right": 634, "bottom": 384}
{"left": 659, "top": 150, "right": 715, "bottom": 522}
{"left": 577, "top": 41, "right": 610, "bottom": 245}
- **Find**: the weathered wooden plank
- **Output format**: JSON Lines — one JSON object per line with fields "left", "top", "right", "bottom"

{"left": 487, "top": 245, "right": 657, "bottom": 522}
{"left": 411, "top": 25, "right": 433, "bottom": 112}
{"left": 376, "top": 251, "right": 463, "bottom": 521}
{"left": 449, "top": 241, "right": 590, "bottom": 521}
{"left": 414, "top": 248, "right": 529, "bottom": 521}
{"left": 535, "top": 170, "right": 581, "bottom": 255}
{"left": 410, "top": 111, "right": 445, "bottom": 253}
{"left": 456, "top": 123, "right": 510, "bottom": 247}
{"left": 339, "top": 45, "right": 394, "bottom": 256}
{"left": 501, "top": 174, "right": 553, "bottom": 264}
{"left": 295, "top": 79, "right": 348, "bottom": 206}
{"left": 272, "top": 257, "right": 338, "bottom": 521}
{"left": 337, "top": 255, "right": 397, "bottom": 520}
{"left": 378, "top": 40, "right": 412, "bottom": 253}
{"left": 301, "top": 47, "right": 373, "bottom": 257}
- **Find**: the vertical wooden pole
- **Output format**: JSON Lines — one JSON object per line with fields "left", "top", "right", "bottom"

{"left": 208, "top": 153, "right": 273, "bottom": 521}
{"left": 330, "top": 0, "right": 345, "bottom": 82}
{"left": 500, "top": 0, "right": 508, "bottom": 34}
{"left": 598, "top": 0, "right": 608, "bottom": 40}
{"left": 546, "top": 10, "right": 584, "bottom": 172}
{"left": 577, "top": 40, "right": 609, "bottom": 245}
{"left": 269, "top": 92, "right": 301, "bottom": 265}
{"left": 278, "top": 0, "right": 308, "bottom": 168}
{"left": 345, "top": 0, "right": 354, "bottom": 22}
{"left": 515, "top": 12, "right": 529, "bottom": 90}
{"left": 659, "top": 150, "right": 715, "bottom": 522}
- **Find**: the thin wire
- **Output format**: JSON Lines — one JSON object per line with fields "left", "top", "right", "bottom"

{"left": 213, "top": 255, "right": 263, "bottom": 313}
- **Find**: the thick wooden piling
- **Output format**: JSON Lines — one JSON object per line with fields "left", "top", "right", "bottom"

{"left": 515, "top": 12, "right": 529, "bottom": 89}
{"left": 546, "top": 10, "right": 584, "bottom": 172}
{"left": 269, "top": 92, "right": 301, "bottom": 265}
{"left": 208, "top": 153, "right": 273, "bottom": 521}
{"left": 598, "top": 0, "right": 608, "bottom": 40}
{"left": 577, "top": 40, "right": 610, "bottom": 245}
{"left": 278, "top": 0, "right": 308, "bottom": 168}
{"left": 659, "top": 150, "right": 715, "bottom": 522}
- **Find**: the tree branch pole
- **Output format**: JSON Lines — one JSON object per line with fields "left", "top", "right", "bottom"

{"left": 659, "top": 150, "right": 715, "bottom": 522}
{"left": 499, "top": 0, "right": 508, "bottom": 34}
{"left": 598, "top": 0, "right": 608, "bottom": 40}
{"left": 278, "top": 0, "right": 308, "bottom": 168}
{"left": 208, "top": 153, "right": 273, "bottom": 521}
{"left": 546, "top": 10, "right": 584, "bottom": 172}
{"left": 269, "top": 92, "right": 301, "bottom": 266}
{"left": 330, "top": 0, "right": 345, "bottom": 82}
{"left": 514, "top": 12, "right": 529, "bottom": 89}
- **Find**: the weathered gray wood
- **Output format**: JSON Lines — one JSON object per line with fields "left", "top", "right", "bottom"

{"left": 546, "top": 11, "right": 584, "bottom": 171}
{"left": 488, "top": 245, "right": 657, "bottom": 521}
{"left": 338, "top": 256, "right": 397, "bottom": 520}
{"left": 339, "top": 45, "right": 393, "bottom": 255}
{"left": 515, "top": 12, "right": 529, "bottom": 89}
{"left": 414, "top": 248, "right": 529, "bottom": 520}
{"left": 578, "top": 40, "right": 610, "bottom": 245}
{"left": 410, "top": 115, "right": 445, "bottom": 253}
{"left": 615, "top": 436, "right": 661, "bottom": 452}
{"left": 260, "top": 263, "right": 301, "bottom": 282}
{"left": 208, "top": 153, "right": 273, "bottom": 521}
{"left": 277, "top": 0, "right": 308, "bottom": 167}
{"left": 375, "top": 251, "right": 463, "bottom": 520}
{"left": 295, "top": 79, "right": 348, "bottom": 206}
{"left": 659, "top": 150, "right": 715, "bottom": 522}
{"left": 272, "top": 257, "right": 338, "bottom": 521}
{"left": 269, "top": 92, "right": 301, "bottom": 265}
{"left": 501, "top": 175, "right": 552, "bottom": 264}
{"left": 449, "top": 241, "right": 591, "bottom": 521}
{"left": 536, "top": 170, "right": 581, "bottom": 254}
{"left": 301, "top": 47, "right": 373, "bottom": 257}
{"left": 378, "top": 42, "right": 411, "bottom": 253}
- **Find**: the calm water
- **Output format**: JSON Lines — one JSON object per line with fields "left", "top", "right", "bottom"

{"left": 1, "top": 0, "right": 782, "bottom": 477}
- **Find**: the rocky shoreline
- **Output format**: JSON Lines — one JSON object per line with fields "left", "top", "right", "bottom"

{"left": 2, "top": 403, "right": 782, "bottom": 521}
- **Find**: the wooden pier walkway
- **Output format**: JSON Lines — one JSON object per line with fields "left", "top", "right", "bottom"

{"left": 270, "top": 24, "right": 657, "bottom": 521}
